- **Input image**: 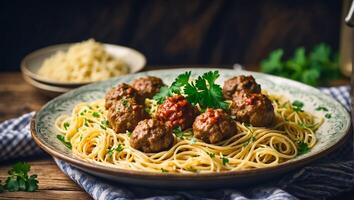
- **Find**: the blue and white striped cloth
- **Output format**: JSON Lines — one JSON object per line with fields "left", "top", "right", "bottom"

{"left": 0, "top": 86, "right": 353, "bottom": 200}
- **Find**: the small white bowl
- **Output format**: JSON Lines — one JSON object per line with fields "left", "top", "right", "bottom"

{"left": 21, "top": 43, "right": 146, "bottom": 87}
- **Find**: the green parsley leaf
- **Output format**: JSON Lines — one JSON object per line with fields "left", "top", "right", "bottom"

{"left": 56, "top": 135, "right": 72, "bottom": 149}
{"left": 63, "top": 122, "right": 70, "bottom": 130}
{"left": 316, "top": 106, "right": 328, "bottom": 111}
{"left": 4, "top": 162, "right": 38, "bottom": 192}
{"left": 243, "top": 136, "right": 256, "bottom": 147}
{"left": 161, "top": 168, "right": 168, "bottom": 173}
{"left": 173, "top": 126, "right": 184, "bottom": 139}
{"left": 127, "top": 131, "right": 132, "bottom": 137}
{"left": 92, "top": 112, "right": 100, "bottom": 118}
{"left": 297, "top": 141, "right": 310, "bottom": 155}
{"left": 208, "top": 152, "right": 215, "bottom": 158}
{"left": 153, "top": 86, "right": 170, "bottom": 104}
{"left": 108, "top": 144, "right": 124, "bottom": 157}
{"left": 292, "top": 100, "right": 304, "bottom": 112}
{"left": 222, "top": 156, "right": 229, "bottom": 165}
{"left": 260, "top": 43, "right": 341, "bottom": 86}
{"left": 325, "top": 113, "right": 332, "bottom": 119}
{"left": 189, "top": 137, "right": 196, "bottom": 145}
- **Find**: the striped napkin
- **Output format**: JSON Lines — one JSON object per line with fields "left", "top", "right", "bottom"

{"left": 0, "top": 86, "right": 353, "bottom": 200}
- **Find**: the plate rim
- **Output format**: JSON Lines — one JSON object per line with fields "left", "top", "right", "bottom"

{"left": 21, "top": 43, "right": 146, "bottom": 86}
{"left": 31, "top": 68, "right": 351, "bottom": 179}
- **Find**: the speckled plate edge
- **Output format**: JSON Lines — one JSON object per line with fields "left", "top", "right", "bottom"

{"left": 31, "top": 68, "right": 351, "bottom": 181}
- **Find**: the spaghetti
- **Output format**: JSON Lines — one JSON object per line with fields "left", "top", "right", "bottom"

{"left": 55, "top": 93, "right": 322, "bottom": 173}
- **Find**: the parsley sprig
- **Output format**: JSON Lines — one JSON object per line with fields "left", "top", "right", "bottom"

{"left": 292, "top": 100, "right": 304, "bottom": 112}
{"left": 297, "top": 141, "right": 310, "bottom": 155}
{"left": 153, "top": 71, "right": 228, "bottom": 110}
{"left": 56, "top": 135, "right": 72, "bottom": 149}
{"left": 108, "top": 144, "right": 124, "bottom": 157}
{"left": 0, "top": 162, "right": 39, "bottom": 192}
{"left": 260, "top": 43, "right": 340, "bottom": 86}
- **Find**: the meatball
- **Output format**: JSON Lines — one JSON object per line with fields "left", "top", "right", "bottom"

{"left": 156, "top": 95, "right": 199, "bottom": 130}
{"left": 107, "top": 97, "right": 147, "bottom": 133}
{"left": 230, "top": 93, "right": 274, "bottom": 127}
{"left": 223, "top": 75, "right": 261, "bottom": 99}
{"left": 130, "top": 119, "right": 174, "bottom": 153}
{"left": 132, "top": 76, "right": 165, "bottom": 99}
{"left": 105, "top": 83, "right": 139, "bottom": 109}
{"left": 193, "top": 109, "right": 237, "bottom": 144}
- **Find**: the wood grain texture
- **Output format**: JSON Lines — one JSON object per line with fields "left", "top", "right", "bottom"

{"left": 0, "top": 70, "right": 351, "bottom": 199}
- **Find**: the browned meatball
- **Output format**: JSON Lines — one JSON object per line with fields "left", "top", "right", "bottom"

{"left": 156, "top": 95, "right": 199, "bottom": 130}
{"left": 132, "top": 76, "right": 165, "bottom": 99}
{"left": 230, "top": 93, "right": 274, "bottom": 127}
{"left": 105, "top": 83, "right": 139, "bottom": 109}
{"left": 193, "top": 109, "right": 237, "bottom": 144}
{"left": 223, "top": 75, "right": 261, "bottom": 99}
{"left": 107, "top": 97, "right": 147, "bottom": 133}
{"left": 130, "top": 119, "right": 174, "bottom": 153}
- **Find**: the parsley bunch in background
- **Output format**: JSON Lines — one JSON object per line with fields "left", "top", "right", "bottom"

{"left": 260, "top": 43, "right": 341, "bottom": 86}
{"left": 0, "top": 162, "right": 38, "bottom": 193}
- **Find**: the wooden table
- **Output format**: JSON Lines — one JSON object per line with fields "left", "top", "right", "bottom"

{"left": 0, "top": 69, "right": 352, "bottom": 199}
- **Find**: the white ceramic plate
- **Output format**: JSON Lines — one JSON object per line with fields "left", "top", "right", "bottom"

{"left": 21, "top": 43, "right": 146, "bottom": 87}
{"left": 31, "top": 68, "right": 351, "bottom": 188}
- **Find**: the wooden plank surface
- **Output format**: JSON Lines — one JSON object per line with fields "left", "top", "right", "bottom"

{"left": 0, "top": 70, "right": 351, "bottom": 199}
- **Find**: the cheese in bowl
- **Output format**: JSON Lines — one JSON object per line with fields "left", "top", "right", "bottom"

{"left": 38, "top": 39, "right": 129, "bottom": 83}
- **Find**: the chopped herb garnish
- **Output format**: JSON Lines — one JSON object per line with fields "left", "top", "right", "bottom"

{"left": 325, "top": 113, "right": 332, "bottom": 119}
{"left": 189, "top": 137, "right": 196, "bottom": 144}
{"left": 127, "top": 131, "right": 132, "bottom": 137}
{"left": 292, "top": 100, "right": 304, "bottom": 112}
{"left": 84, "top": 119, "right": 89, "bottom": 127}
{"left": 208, "top": 152, "right": 215, "bottom": 158}
{"left": 80, "top": 112, "right": 84, "bottom": 116}
{"left": 161, "top": 168, "right": 168, "bottom": 173}
{"left": 243, "top": 136, "right": 256, "bottom": 147}
{"left": 2, "top": 162, "right": 38, "bottom": 192}
{"left": 80, "top": 134, "right": 83, "bottom": 141}
{"left": 222, "top": 156, "right": 229, "bottom": 165}
{"left": 297, "top": 141, "right": 310, "bottom": 155}
{"left": 100, "top": 125, "right": 107, "bottom": 130}
{"left": 173, "top": 126, "right": 184, "bottom": 139}
{"left": 92, "top": 112, "right": 100, "bottom": 118}
{"left": 108, "top": 144, "right": 124, "bottom": 157}
{"left": 63, "top": 122, "right": 70, "bottom": 130}
{"left": 316, "top": 106, "right": 328, "bottom": 111}
{"left": 121, "top": 98, "right": 129, "bottom": 107}
{"left": 56, "top": 135, "right": 72, "bottom": 149}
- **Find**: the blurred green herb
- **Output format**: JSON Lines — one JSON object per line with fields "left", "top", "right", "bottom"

{"left": 108, "top": 144, "right": 124, "bottom": 157}
{"left": 297, "top": 141, "right": 310, "bottom": 155}
{"left": 56, "top": 135, "right": 72, "bottom": 149}
{"left": 173, "top": 126, "right": 184, "bottom": 139}
{"left": 292, "top": 100, "right": 304, "bottom": 112}
{"left": 260, "top": 43, "right": 340, "bottom": 86}
{"left": 0, "top": 162, "right": 38, "bottom": 192}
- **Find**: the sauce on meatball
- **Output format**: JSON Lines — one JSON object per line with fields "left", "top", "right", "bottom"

{"left": 156, "top": 95, "right": 199, "bottom": 130}
{"left": 193, "top": 109, "right": 237, "bottom": 144}
{"left": 230, "top": 93, "right": 275, "bottom": 127}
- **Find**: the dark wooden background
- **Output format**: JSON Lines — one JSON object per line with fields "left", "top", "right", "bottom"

{"left": 0, "top": 0, "right": 342, "bottom": 71}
